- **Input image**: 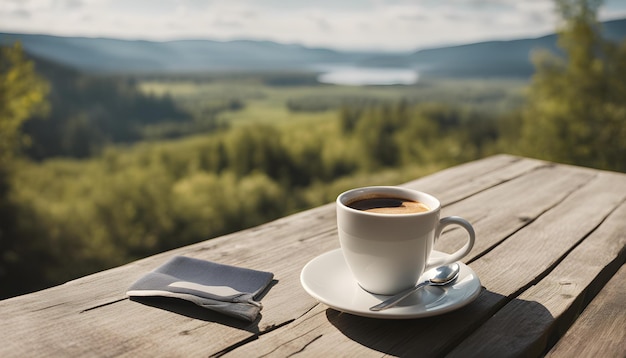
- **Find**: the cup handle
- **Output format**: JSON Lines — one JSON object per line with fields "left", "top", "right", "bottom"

{"left": 424, "top": 216, "right": 475, "bottom": 270}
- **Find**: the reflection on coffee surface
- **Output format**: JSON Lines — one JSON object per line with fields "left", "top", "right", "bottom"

{"left": 348, "top": 197, "right": 430, "bottom": 214}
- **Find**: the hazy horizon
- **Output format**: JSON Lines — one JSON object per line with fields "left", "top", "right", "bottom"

{"left": 2, "top": 0, "right": 626, "bottom": 52}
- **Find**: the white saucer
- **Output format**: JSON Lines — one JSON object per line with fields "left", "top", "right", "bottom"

{"left": 300, "top": 249, "right": 482, "bottom": 319}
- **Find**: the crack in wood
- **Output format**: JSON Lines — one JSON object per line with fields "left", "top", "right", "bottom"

{"left": 257, "top": 317, "right": 327, "bottom": 357}
{"left": 32, "top": 302, "right": 69, "bottom": 312}
{"left": 215, "top": 304, "right": 326, "bottom": 357}
{"left": 209, "top": 319, "right": 295, "bottom": 358}
{"left": 295, "top": 303, "right": 321, "bottom": 321}
{"left": 80, "top": 298, "right": 128, "bottom": 313}
{"left": 285, "top": 334, "right": 323, "bottom": 357}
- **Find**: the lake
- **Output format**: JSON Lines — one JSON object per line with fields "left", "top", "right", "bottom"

{"left": 316, "top": 65, "right": 419, "bottom": 86}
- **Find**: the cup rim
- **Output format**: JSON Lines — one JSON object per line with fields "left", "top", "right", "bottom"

{"left": 337, "top": 186, "right": 440, "bottom": 217}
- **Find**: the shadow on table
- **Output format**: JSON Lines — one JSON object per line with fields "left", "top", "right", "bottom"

{"left": 129, "top": 279, "right": 278, "bottom": 334}
{"left": 326, "top": 288, "right": 555, "bottom": 357}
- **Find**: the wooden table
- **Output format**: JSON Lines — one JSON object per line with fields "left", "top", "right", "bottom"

{"left": 1, "top": 155, "right": 624, "bottom": 357}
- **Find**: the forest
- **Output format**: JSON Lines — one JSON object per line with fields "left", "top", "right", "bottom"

{"left": 1, "top": 0, "right": 625, "bottom": 299}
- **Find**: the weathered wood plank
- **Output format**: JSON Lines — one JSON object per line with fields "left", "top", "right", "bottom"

{"left": 546, "top": 264, "right": 626, "bottom": 358}
{"left": 465, "top": 170, "right": 625, "bottom": 295}
{"left": 436, "top": 163, "right": 596, "bottom": 261}
{"left": 402, "top": 154, "right": 547, "bottom": 205}
{"left": 446, "top": 175, "right": 626, "bottom": 357}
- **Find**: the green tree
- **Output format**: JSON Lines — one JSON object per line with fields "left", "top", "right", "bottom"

{"left": 519, "top": 0, "right": 626, "bottom": 171}
{"left": 0, "top": 42, "right": 48, "bottom": 167}
{"left": 0, "top": 42, "right": 49, "bottom": 298}
{"left": 354, "top": 104, "right": 401, "bottom": 169}
{"left": 225, "top": 124, "right": 289, "bottom": 180}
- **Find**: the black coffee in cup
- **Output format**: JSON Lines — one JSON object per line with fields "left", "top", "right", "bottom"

{"left": 347, "top": 196, "right": 430, "bottom": 214}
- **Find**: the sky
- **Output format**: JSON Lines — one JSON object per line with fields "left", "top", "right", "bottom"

{"left": 1, "top": 0, "right": 626, "bottom": 52}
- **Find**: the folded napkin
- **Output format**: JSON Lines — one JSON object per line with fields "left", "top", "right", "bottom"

{"left": 127, "top": 256, "right": 274, "bottom": 322}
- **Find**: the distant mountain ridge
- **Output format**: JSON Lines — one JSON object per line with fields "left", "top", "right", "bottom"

{"left": 0, "top": 33, "right": 366, "bottom": 73}
{"left": 1, "top": 18, "right": 625, "bottom": 78}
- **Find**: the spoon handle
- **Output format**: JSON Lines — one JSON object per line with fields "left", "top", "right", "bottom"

{"left": 369, "top": 279, "right": 430, "bottom": 311}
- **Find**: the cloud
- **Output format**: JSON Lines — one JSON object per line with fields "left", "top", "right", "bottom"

{"left": 59, "top": 0, "right": 84, "bottom": 9}
{"left": 11, "top": 9, "right": 31, "bottom": 18}
{"left": 212, "top": 18, "right": 243, "bottom": 29}
{"left": 309, "top": 15, "right": 332, "bottom": 33}
{"left": 0, "top": 0, "right": 624, "bottom": 51}
{"left": 4, "top": 0, "right": 84, "bottom": 11}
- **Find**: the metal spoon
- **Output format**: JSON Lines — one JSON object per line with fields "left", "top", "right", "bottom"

{"left": 369, "top": 263, "right": 461, "bottom": 311}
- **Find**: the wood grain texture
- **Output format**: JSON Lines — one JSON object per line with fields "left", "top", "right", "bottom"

{"left": 1, "top": 155, "right": 624, "bottom": 358}
{"left": 546, "top": 264, "right": 626, "bottom": 358}
{"left": 436, "top": 162, "right": 596, "bottom": 261}
{"left": 447, "top": 175, "right": 626, "bottom": 357}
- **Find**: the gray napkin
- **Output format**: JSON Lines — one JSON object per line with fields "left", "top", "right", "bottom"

{"left": 127, "top": 256, "right": 274, "bottom": 322}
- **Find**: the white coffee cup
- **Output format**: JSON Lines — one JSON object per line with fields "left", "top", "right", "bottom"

{"left": 336, "top": 186, "right": 475, "bottom": 295}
